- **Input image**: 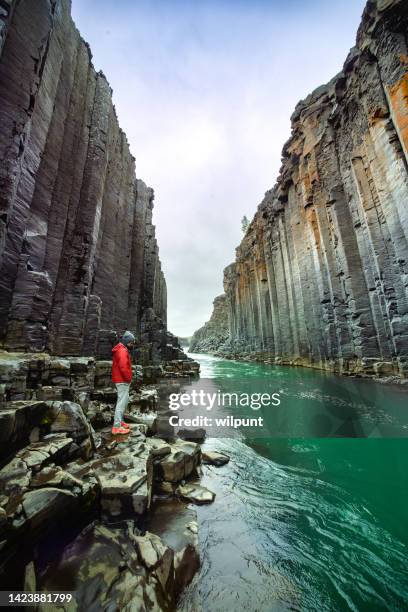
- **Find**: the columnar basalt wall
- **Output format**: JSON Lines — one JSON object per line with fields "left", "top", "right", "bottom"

{"left": 189, "top": 294, "right": 229, "bottom": 354}
{"left": 0, "top": 0, "right": 168, "bottom": 359}
{"left": 223, "top": 0, "right": 408, "bottom": 378}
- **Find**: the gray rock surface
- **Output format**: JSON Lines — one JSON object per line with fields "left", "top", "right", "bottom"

{"left": 202, "top": 450, "right": 230, "bottom": 466}
{"left": 146, "top": 501, "right": 200, "bottom": 598}
{"left": 156, "top": 441, "right": 201, "bottom": 483}
{"left": 0, "top": 0, "right": 190, "bottom": 365}
{"left": 206, "top": 1, "right": 408, "bottom": 379}
{"left": 176, "top": 483, "right": 216, "bottom": 505}
{"left": 38, "top": 522, "right": 177, "bottom": 611}
{"left": 189, "top": 294, "right": 229, "bottom": 354}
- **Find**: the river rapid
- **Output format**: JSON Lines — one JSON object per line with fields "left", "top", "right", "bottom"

{"left": 178, "top": 353, "right": 408, "bottom": 612}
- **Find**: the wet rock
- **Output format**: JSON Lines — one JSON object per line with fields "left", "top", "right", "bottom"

{"left": 176, "top": 483, "right": 215, "bottom": 505}
{"left": 202, "top": 450, "right": 230, "bottom": 466}
{"left": 43, "top": 359, "right": 70, "bottom": 385}
{"left": 22, "top": 488, "right": 77, "bottom": 528}
{"left": 141, "top": 365, "right": 165, "bottom": 384}
{"left": 30, "top": 467, "right": 85, "bottom": 492}
{"left": 0, "top": 508, "right": 7, "bottom": 529}
{"left": 38, "top": 522, "right": 176, "bottom": 611}
{"left": 145, "top": 438, "right": 172, "bottom": 458}
{"left": 155, "top": 441, "right": 201, "bottom": 483}
{"left": 155, "top": 481, "right": 177, "bottom": 496}
{"left": 178, "top": 428, "right": 206, "bottom": 443}
{"left": 174, "top": 540, "right": 200, "bottom": 595}
{"left": 84, "top": 435, "right": 154, "bottom": 521}
{"left": 0, "top": 434, "right": 75, "bottom": 494}
{"left": 147, "top": 501, "right": 200, "bottom": 596}
{"left": 24, "top": 561, "right": 36, "bottom": 592}
{"left": 133, "top": 531, "right": 174, "bottom": 592}
{"left": 74, "top": 391, "right": 90, "bottom": 412}
{"left": 0, "top": 354, "right": 28, "bottom": 400}
{"left": 68, "top": 358, "right": 95, "bottom": 390}
{"left": 162, "top": 360, "right": 200, "bottom": 378}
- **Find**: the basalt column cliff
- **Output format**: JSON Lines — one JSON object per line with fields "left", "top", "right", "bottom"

{"left": 189, "top": 294, "right": 229, "bottom": 354}
{"left": 0, "top": 0, "right": 177, "bottom": 362}
{"left": 221, "top": 0, "right": 408, "bottom": 378}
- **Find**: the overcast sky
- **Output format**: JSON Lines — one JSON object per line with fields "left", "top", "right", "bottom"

{"left": 71, "top": 0, "right": 367, "bottom": 337}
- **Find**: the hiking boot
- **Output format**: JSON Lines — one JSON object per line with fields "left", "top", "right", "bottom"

{"left": 112, "top": 426, "right": 129, "bottom": 435}
{"left": 121, "top": 421, "right": 130, "bottom": 429}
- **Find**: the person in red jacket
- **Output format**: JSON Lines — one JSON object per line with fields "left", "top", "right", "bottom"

{"left": 111, "top": 331, "right": 135, "bottom": 434}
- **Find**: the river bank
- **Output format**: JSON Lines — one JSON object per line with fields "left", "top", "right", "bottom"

{"left": 178, "top": 352, "right": 408, "bottom": 611}
{"left": 0, "top": 350, "right": 220, "bottom": 610}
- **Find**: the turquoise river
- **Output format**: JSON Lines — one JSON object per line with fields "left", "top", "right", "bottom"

{"left": 177, "top": 353, "right": 408, "bottom": 612}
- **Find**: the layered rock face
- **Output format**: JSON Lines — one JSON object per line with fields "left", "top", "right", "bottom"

{"left": 189, "top": 294, "right": 229, "bottom": 354}
{"left": 222, "top": 0, "right": 408, "bottom": 378}
{"left": 0, "top": 0, "right": 169, "bottom": 361}
{"left": 0, "top": 357, "right": 205, "bottom": 604}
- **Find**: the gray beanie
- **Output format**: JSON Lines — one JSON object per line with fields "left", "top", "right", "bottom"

{"left": 121, "top": 331, "right": 135, "bottom": 346}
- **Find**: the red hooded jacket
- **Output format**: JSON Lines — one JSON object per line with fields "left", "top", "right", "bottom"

{"left": 111, "top": 343, "right": 133, "bottom": 383}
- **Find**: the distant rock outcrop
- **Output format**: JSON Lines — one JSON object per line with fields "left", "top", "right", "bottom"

{"left": 189, "top": 294, "right": 229, "bottom": 354}
{"left": 0, "top": 0, "right": 178, "bottom": 363}
{"left": 213, "top": 0, "right": 408, "bottom": 378}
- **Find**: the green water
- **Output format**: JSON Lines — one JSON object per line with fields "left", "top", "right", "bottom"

{"left": 179, "top": 353, "right": 408, "bottom": 612}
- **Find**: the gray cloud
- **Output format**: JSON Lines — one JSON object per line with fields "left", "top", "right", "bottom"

{"left": 72, "top": 0, "right": 367, "bottom": 336}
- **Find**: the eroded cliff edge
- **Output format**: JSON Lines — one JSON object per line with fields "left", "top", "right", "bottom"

{"left": 214, "top": 0, "right": 408, "bottom": 378}
{"left": 189, "top": 294, "right": 229, "bottom": 354}
{"left": 0, "top": 0, "right": 182, "bottom": 363}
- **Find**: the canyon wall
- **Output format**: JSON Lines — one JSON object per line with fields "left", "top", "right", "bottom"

{"left": 222, "top": 0, "right": 408, "bottom": 377}
{"left": 0, "top": 0, "right": 171, "bottom": 361}
{"left": 189, "top": 294, "right": 229, "bottom": 354}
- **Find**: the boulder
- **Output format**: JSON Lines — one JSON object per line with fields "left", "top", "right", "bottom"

{"left": 22, "top": 487, "right": 77, "bottom": 528}
{"left": 144, "top": 438, "right": 171, "bottom": 458}
{"left": 155, "top": 441, "right": 201, "bottom": 483}
{"left": 178, "top": 428, "right": 206, "bottom": 443}
{"left": 48, "top": 401, "right": 91, "bottom": 444}
{"left": 146, "top": 501, "right": 200, "bottom": 596}
{"left": 174, "top": 540, "right": 200, "bottom": 595}
{"left": 202, "top": 450, "right": 230, "bottom": 466}
{"left": 133, "top": 531, "right": 174, "bottom": 592}
{"left": 176, "top": 483, "right": 215, "bottom": 505}
{"left": 24, "top": 561, "right": 36, "bottom": 592}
